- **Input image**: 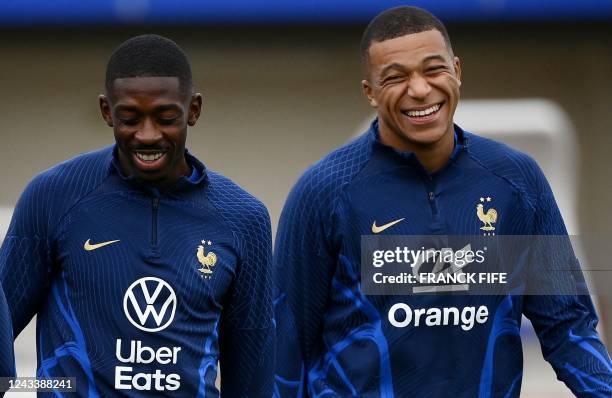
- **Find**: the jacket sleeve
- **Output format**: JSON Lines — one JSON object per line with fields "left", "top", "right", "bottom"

{"left": 0, "top": 283, "right": 15, "bottom": 378}
{"left": 522, "top": 165, "right": 612, "bottom": 397}
{"left": 274, "top": 174, "right": 338, "bottom": 397}
{"left": 219, "top": 201, "right": 275, "bottom": 398}
{"left": 0, "top": 174, "right": 55, "bottom": 337}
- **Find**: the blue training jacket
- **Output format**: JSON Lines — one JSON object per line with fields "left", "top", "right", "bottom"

{"left": 0, "top": 283, "right": 15, "bottom": 380}
{"left": 0, "top": 146, "right": 274, "bottom": 397}
{"left": 274, "top": 120, "right": 612, "bottom": 397}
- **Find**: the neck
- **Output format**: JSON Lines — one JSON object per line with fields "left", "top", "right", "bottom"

{"left": 160, "top": 157, "right": 191, "bottom": 187}
{"left": 380, "top": 126, "right": 455, "bottom": 173}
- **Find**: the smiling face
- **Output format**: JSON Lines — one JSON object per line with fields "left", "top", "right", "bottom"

{"left": 362, "top": 29, "right": 461, "bottom": 151}
{"left": 99, "top": 76, "right": 202, "bottom": 186}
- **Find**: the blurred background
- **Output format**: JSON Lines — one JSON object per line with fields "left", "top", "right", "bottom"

{"left": 1, "top": 1, "right": 611, "bottom": 396}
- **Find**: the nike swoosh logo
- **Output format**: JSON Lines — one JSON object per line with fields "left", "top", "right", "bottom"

{"left": 372, "top": 218, "right": 405, "bottom": 234}
{"left": 84, "top": 239, "right": 120, "bottom": 251}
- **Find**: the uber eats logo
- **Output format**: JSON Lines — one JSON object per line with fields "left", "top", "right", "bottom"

{"left": 115, "top": 277, "right": 181, "bottom": 392}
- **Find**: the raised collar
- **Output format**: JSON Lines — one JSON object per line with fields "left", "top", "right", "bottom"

{"left": 110, "top": 146, "right": 208, "bottom": 196}
{"left": 368, "top": 118, "right": 469, "bottom": 166}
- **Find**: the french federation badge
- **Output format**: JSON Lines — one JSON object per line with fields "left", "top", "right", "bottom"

{"left": 477, "top": 196, "right": 498, "bottom": 236}
{"left": 197, "top": 240, "right": 217, "bottom": 278}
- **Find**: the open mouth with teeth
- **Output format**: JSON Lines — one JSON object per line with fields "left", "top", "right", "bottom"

{"left": 135, "top": 152, "right": 164, "bottom": 162}
{"left": 132, "top": 151, "right": 168, "bottom": 171}
{"left": 402, "top": 102, "right": 444, "bottom": 124}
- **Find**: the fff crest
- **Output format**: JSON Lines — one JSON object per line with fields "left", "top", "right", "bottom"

{"left": 197, "top": 240, "right": 217, "bottom": 278}
{"left": 476, "top": 196, "right": 498, "bottom": 236}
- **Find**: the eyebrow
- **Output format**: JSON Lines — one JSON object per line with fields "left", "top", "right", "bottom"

{"left": 154, "top": 104, "right": 183, "bottom": 114}
{"left": 380, "top": 62, "right": 406, "bottom": 76}
{"left": 422, "top": 54, "right": 448, "bottom": 64}
{"left": 379, "top": 54, "right": 449, "bottom": 76}
{"left": 114, "top": 104, "right": 183, "bottom": 114}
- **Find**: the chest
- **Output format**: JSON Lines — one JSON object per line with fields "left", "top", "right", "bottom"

{"left": 339, "top": 164, "right": 533, "bottom": 238}
{"left": 52, "top": 193, "right": 237, "bottom": 315}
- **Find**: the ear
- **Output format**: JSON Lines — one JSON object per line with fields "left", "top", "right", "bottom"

{"left": 99, "top": 95, "right": 113, "bottom": 127}
{"left": 361, "top": 79, "right": 378, "bottom": 108}
{"left": 453, "top": 56, "right": 462, "bottom": 87}
{"left": 187, "top": 93, "right": 203, "bottom": 126}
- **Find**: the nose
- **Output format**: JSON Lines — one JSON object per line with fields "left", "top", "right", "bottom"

{"left": 134, "top": 117, "right": 162, "bottom": 144}
{"left": 406, "top": 73, "right": 431, "bottom": 99}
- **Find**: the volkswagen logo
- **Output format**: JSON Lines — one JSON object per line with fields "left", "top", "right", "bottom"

{"left": 123, "top": 277, "right": 177, "bottom": 332}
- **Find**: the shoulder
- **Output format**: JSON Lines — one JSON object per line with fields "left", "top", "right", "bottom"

{"left": 465, "top": 132, "right": 548, "bottom": 203}
{"left": 287, "top": 131, "right": 373, "bottom": 211}
{"left": 206, "top": 170, "right": 271, "bottom": 242}
{"left": 14, "top": 147, "right": 113, "bottom": 231}
{"left": 25, "top": 146, "right": 113, "bottom": 197}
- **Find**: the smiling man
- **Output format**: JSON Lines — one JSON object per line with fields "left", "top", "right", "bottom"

{"left": 0, "top": 35, "right": 273, "bottom": 397}
{"left": 274, "top": 6, "right": 611, "bottom": 397}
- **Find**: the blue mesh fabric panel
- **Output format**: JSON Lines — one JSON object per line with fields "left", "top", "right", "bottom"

{"left": 469, "top": 133, "right": 612, "bottom": 395}
{"left": 274, "top": 132, "right": 374, "bottom": 395}
{"left": 0, "top": 147, "right": 113, "bottom": 335}
{"left": 0, "top": 284, "right": 15, "bottom": 377}
{"left": 206, "top": 171, "right": 274, "bottom": 397}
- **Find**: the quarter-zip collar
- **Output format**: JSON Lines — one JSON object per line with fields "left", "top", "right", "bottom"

{"left": 109, "top": 145, "right": 208, "bottom": 196}
{"left": 368, "top": 118, "right": 469, "bottom": 175}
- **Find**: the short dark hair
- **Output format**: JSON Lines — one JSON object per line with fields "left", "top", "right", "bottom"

{"left": 105, "top": 34, "right": 193, "bottom": 97}
{"left": 360, "top": 6, "right": 453, "bottom": 73}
